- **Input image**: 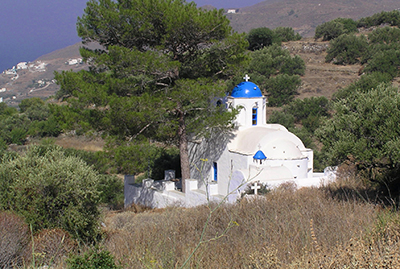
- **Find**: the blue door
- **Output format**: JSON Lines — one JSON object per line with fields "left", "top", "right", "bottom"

{"left": 213, "top": 162, "right": 218, "bottom": 181}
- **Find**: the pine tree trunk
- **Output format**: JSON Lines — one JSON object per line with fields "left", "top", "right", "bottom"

{"left": 178, "top": 108, "right": 190, "bottom": 193}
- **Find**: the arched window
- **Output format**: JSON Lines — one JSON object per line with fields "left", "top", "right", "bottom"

{"left": 252, "top": 107, "right": 258, "bottom": 125}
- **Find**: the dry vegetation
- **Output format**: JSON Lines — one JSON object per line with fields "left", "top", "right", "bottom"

{"left": 228, "top": 0, "right": 400, "bottom": 36}
{"left": 2, "top": 176, "right": 400, "bottom": 268}
{"left": 284, "top": 38, "right": 360, "bottom": 100}
{"left": 96, "top": 182, "right": 400, "bottom": 268}
{"left": 53, "top": 134, "right": 105, "bottom": 152}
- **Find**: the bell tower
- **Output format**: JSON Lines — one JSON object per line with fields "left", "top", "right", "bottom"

{"left": 228, "top": 75, "right": 267, "bottom": 129}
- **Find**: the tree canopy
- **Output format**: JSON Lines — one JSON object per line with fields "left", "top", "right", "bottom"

{"left": 325, "top": 34, "right": 369, "bottom": 65}
{"left": 246, "top": 27, "right": 300, "bottom": 51}
{"left": 245, "top": 44, "right": 305, "bottom": 106}
{"left": 246, "top": 27, "right": 278, "bottom": 51}
{"left": 315, "top": 18, "right": 358, "bottom": 41}
{"left": 55, "top": 0, "right": 248, "bottom": 187}
{"left": 0, "top": 145, "right": 102, "bottom": 241}
{"left": 316, "top": 84, "right": 400, "bottom": 191}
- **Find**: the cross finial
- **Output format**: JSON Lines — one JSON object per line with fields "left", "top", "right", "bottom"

{"left": 251, "top": 182, "right": 261, "bottom": 195}
{"left": 243, "top": 74, "right": 250, "bottom": 82}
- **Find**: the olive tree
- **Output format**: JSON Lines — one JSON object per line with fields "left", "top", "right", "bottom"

{"left": 0, "top": 145, "right": 102, "bottom": 242}
{"left": 316, "top": 84, "right": 400, "bottom": 192}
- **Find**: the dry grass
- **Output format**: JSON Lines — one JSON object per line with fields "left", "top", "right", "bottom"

{"left": 0, "top": 211, "right": 29, "bottom": 268}
{"left": 99, "top": 185, "right": 388, "bottom": 268}
{"left": 53, "top": 134, "right": 105, "bottom": 152}
{"left": 4, "top": 182, "right": 400, "bottom": 268}
{"left": 23, "top": 228, "right": 77, "bottom": 268}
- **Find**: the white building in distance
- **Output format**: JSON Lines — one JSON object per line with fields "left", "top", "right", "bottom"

{"left": 66, "top": 58, "right": 83, "bottom": 65}
{"left": 227, "top": 9, "right": 239, "bottom": 14}
{"left": 125, "top": 77, "right": 335, "bottom": 208}
{"left": 16, "top": 62, "right": 28, "bottom": 70}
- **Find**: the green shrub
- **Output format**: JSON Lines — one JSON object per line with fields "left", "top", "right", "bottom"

{"left": 265, "top": 74, "right": 301, "bottom": 107}
{"left": 273, "top": 27, "right": 301, "bottom": 42}
{"left": 97, "top": 175, "right": 124, "bottom": 210}
{"left": 246, "top": 27, "right": 280, "bottom": 51}
{"left": 0, "top": 102, "right": 18, "bottom": 118}
{"left": 315, "top": 21, "right": 344, "bottom": 41}
{"left": 0, "top": 145, "right": 102, "bottom": 242}
{"left": 19, "top": 97, "right": 49, "bottom": 121}
{"left": 63, "top": 148, "right": 109, "bottom": 174}
{"left": 0, "top": 114, "right": 31, "bottom": 145}
{"left": 283, "top": 96, "right": 329, "bottom": 132}
{"left": 333, "top": 72, "right": 392, "bottom": 100}
{"left": 336, "top": 18, "right": 358, "bottom": 33}
{"left": 315, "top": 18, "right": 358, "bottom": 41}
{"left": 357, "top": 10, "right": 400, "bottom": 28}
{"left": 368, "top": 26, "right": 400, "bottom": 45}
{"left": 248, "top": 44, "right": 305, "bottom": 78}
{"left": 107, "top": 142, "right": 180, "bottom": 179}
{"left": 316, "top": 83, "right": 400, "bottom": 194}
{"left": 267, "top": 110, "right": 295, "bottom": 129}
{"left": 67, "top": 247, "right": 120, "bottom": 269}
{"left": 364, "top": 49, "right": 400, "bottom": 79}
{"left": 325, "top": 34, "right": 369, "bottom": 64}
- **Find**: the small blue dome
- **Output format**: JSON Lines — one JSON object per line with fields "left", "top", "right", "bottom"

{"left": 253, "top": 150, "right": 267, "bottom": 160}
{"left": 231, "top": 81, "right": 262, "bottom": 98}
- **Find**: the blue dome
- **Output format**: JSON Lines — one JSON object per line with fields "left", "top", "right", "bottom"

{"left": 253, "top": 150, "right": 267, "bottom": 160}
{"left": 231, "top": 81, "right": 262, "bottom": 98}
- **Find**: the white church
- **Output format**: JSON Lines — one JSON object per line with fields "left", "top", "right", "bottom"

{"left": 124, "top": 76, "right": 335, "bottom": 208}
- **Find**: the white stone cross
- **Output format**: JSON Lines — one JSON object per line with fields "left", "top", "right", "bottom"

{"left": 251, "top": 182, "right": 261, "bottom": 195}
{"left": 243, "top": 74, "right": 250, "bottom": 82}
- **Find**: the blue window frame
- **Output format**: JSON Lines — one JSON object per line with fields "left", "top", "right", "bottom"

{"left": 213, "top": 162, "right": 218, "bottom": 181}
{"left": 252, "top": 107, "right": 257, "bottom": 125}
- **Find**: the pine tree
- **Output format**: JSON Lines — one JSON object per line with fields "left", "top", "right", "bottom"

{"left": 55, "top": 0, "right": 247, "bottom": 190}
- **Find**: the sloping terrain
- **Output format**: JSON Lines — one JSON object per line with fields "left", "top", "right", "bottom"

{"left": 0, "top": 42, "right": 100, "bottom": 107}
{"left": 285, "top": 38, "right": 360, "bottom": 99}
{"left": 0, "top": 38, "right": 361, "bottom": 108}
{"left": 4, "top": 0, "right": 400, "bottom": 107}
{"left": 228, "top": 0, "right": 400, "bottom": 36}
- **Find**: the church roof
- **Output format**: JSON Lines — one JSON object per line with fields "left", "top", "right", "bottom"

{"left": 229, "top": 126, "right": 307, "bottom": 159}
{"left": 231, "top": 81, "right": 262, "bottom": 98}
{"left": 253, "top": 150, "right": 267, "bottom": 160}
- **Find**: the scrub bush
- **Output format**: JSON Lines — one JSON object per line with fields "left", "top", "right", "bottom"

{"left": 67, "top": 247, "right": 120, "bottom": 269}
{"left": 325, "top": 34, "right": 369, "bottom": 65}
{"left": 0, "top": 145, "right": 102, "bottom": 242}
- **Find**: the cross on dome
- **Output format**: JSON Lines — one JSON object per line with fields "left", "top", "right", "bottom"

{"left": 243, "top": 74, "right": 250, "bottom": 82}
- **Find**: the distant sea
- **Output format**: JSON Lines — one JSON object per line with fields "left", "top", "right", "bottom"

{"left": 0, "top": 0, "right": 263, "bottom": 72}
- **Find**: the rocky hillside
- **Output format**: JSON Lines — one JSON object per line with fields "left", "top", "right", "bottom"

{"left": 227, "top": 0, "right": 400, "bottom": 36}
{"left": 4, "top": 0, "right": 400, "bottom": 107}
{"left": 0, "top": 37, "right": 363, "bottom": 108}
{"left": 0, "top": 43, "right": 86, "bottom": 106}
{"left": 2, "top": 0, "right": 400, "bottom": 107}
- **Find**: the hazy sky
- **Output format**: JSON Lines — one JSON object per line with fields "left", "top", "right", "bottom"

{"left": 0, "top": 0, "right": 263, "bottom": 72}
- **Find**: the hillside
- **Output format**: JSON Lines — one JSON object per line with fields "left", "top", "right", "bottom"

{"left": 0, "top": 38, "right": 363, "bottom": 111}
{"left": 2, "top": 0, "right": 400, "bottom": 106}
{"left": 227, "top": 0, "right": 400, "bottom": 36}
{"left": 0, "top": 42, "right": 101, "bottom": 107}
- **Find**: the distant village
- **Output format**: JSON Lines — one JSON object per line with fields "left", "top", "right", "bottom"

{"left": 0, "top": 58, "right": 83, "bottom": 104}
